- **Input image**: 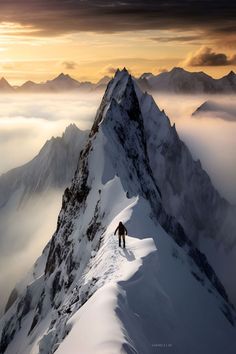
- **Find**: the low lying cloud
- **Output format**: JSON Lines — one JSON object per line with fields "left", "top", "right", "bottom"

{"left": 152, "top": 93, "right": 236, "bottom": 205}
{"left": 0, "top": 190, "right": 62, "bottom": 314}
{"left": 185, "top": 46, "right": 236, "bottom": 66}
{"left": 0, "top": 93, "right": 101, "bottom": 173}
{"left": 193, "top": 100, "right": 236, "bottom": 122}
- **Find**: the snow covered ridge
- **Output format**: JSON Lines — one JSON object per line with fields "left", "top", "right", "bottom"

{"left": 1, "top": 69, "right": 236, "bottom": 354}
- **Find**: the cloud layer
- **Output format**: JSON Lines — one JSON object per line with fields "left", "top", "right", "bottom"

{"left": 0, "top": 93, "right": 101, "bottom": 173}
{"left": 0, "top": 190, "right": 62, "bottom": 314}
{"left": 152, "top": 93, "right": 236, "bottom": 205}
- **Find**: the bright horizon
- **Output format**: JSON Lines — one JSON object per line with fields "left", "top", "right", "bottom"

{"left": 0, "top": 1, "right": 235, "bottom": 85}
{"left": 0, "top": 67, "right": 236, "bottom": 87}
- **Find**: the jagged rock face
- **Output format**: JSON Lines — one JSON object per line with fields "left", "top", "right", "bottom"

{"left": 134, "top": 84, "right": 236, "bottom": 248}
{"left": 0, "top": 69, "right": 236, "bottom": 354}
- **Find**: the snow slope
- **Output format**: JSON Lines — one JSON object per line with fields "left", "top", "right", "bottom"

{"left": 0, "top": 69, "right": 235, "bottom": 354}
{"left": 56, "top": 199, "right": 235, "bottom": 354}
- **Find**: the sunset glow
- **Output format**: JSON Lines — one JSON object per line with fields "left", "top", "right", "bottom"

{"left": 0, "top": 1, "right": 234, "bottom": 84}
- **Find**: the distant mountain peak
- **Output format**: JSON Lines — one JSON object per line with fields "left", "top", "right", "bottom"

{"left": 139, "top": 72, "right": 154, "bottom": 79}
{"left": 170, "top": 67, "right": 186, "bottom": 73}
{"left": 227, "top": 70, "right": 235, "bottom": 77}
{"left": 63, "top": 123, "right": 81, "bottom": 141}
{"left": 0, "top": 77, "right": 14, "bottom": 91}
{"left": 96, "top": 75, "right": 111, "bottom": 85}
{"left": 58, "top": 72, "right": 70, "bottom": 78}
{"left": 53, "top": 73, "right": 75, "bottom": 81}
{"left": 0, "top": 77, "right": 8, "bottom": 83}
{"left": 64, "top": 122, "right": 79, "bottom": 132}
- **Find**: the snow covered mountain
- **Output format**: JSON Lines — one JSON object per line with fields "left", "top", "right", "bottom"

{"left": 0, "top": 124, "right": 89, "bottom": 210}
{"left": 137, "top": 67, "right": 236, "bottom": 93}
{"left": 0, "top": 69, "right": 236, "bottom": 354}
{"left": 2, "top": 68, "right": 236, "bottom": 94}
{"left": 192, "top": 100, "right": 236, "bottom": 121}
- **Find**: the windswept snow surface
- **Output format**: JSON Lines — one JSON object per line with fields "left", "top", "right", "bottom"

{"left": 56, "top": 195, "right": 236, "bottom": 354}
{"left": 1, "top": 69, "right": 236, "bottom": 354}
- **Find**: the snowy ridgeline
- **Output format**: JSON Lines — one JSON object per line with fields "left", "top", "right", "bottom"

{"left": 0, "top": 69, "right": 236, "bottom": 354}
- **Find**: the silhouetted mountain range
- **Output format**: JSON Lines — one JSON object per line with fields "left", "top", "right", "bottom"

{"left": 0, "top": 68, "right": 235, "bottom": 94}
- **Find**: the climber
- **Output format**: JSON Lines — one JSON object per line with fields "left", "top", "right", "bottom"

{"left": 114, "top": 221, "right": 127, "bottom": 248}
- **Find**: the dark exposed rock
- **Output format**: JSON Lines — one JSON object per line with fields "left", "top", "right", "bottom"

{"left": 51, "top": 271, "right": 62, "bottom": 303}
{"left": 17, "top": 287, "right": 32, "bottom": 324}
{"left": 191, "top": 271, "right": 204, "bottom": 285}
{"left": 188, "top": 247, "right": 229, "bottom": 303}
{"left": 62, "top": 187, "right": 72, "bottom": 209}
{"left": 4, "top": 288, "right": 18, "bottom": 313}
{"left": 0, "top": 316, "right": 16, "bottom": 354}
{"left": 28, "top": 290, "right": 45, "bottom": 335}
{"left": 45, "top": 240, "right": 62, "bottom": 275}
{"left": 221, "top": 303, "right": 235, "bottom": 326}
{"left": 86, "top": 200, "right": 101, "bottom": 241}
{"left": 163, "top": 215, "right": 191, "bottom": 248}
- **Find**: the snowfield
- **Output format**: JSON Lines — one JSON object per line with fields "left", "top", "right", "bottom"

{"left": 55, "top": 196, "right": 236, "bottom": 354}
{"left": 0, "top": 69, "right": 236, "bottom": 354}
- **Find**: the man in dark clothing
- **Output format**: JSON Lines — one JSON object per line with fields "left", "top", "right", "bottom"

{"left": 114, "top": 221, "right": 127, "bottom": 248}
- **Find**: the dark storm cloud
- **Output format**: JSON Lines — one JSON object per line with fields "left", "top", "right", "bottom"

{"left": 186, "top": 47, "right": 236, "bottom": 66}
{"left": 0, "top": 0, "right": 235, "bottom": 38}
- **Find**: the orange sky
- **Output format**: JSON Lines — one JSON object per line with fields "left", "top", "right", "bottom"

{"left": 0, "top": 1, "right": 235, "bottom": 85}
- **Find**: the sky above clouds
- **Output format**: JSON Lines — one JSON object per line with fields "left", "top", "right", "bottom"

{"left": 0, "top": 0, "right": 235, "bottom": 83}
